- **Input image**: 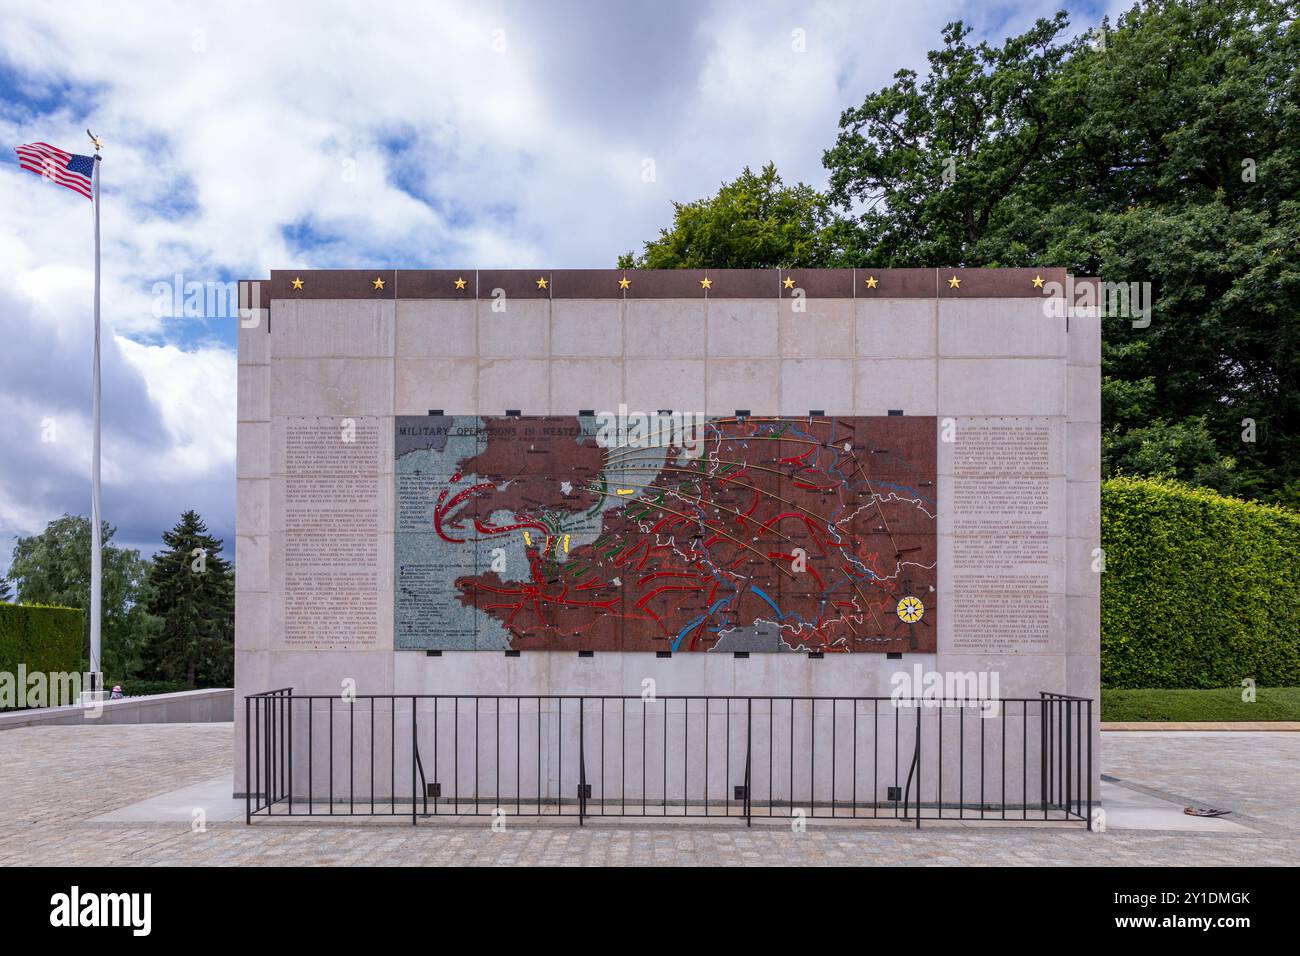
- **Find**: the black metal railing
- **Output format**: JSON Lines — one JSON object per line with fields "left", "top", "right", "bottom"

{"left": 245, "top": 691, "right": 1093, "bottom": 828}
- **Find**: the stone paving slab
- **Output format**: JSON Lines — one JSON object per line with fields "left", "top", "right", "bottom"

{"left": 0, "top": 725, "right": 1295, "bottom": 866}
{"left": 90, "top": 775, "right": 244, "bottom": 824}
{"left": 1099, "top": 780, "right": 1254, "bottom": 833}
{"left": 1100, "top": 730, "right": 1299, "bottom": 838}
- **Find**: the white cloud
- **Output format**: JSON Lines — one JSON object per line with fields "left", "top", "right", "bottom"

{"left": 115, "top": 338, "right": 236, "bottom": 477}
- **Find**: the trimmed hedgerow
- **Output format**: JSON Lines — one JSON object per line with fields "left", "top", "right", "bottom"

{"left": 0, "top": 603, "right": 85, "bottom": 689}
{"left": 105, "top": 678, "right": 190, "bottom": 697}
{"left": 1101, "top": 478, "right": 1300, "bottom": 688}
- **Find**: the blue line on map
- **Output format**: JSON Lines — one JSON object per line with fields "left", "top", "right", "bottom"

{"left": 672, "top": 615, "right": 708, "bottom": 652}
{"left": 751, "top": 586, "right": 782, "bottom": 617}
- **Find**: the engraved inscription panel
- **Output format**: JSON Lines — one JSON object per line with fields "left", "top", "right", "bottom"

{"left": 950, "top": 418, "right": 1056, "bottom": 653}
{"left": 280, "top": 416, "right": 382, "bottom": 649}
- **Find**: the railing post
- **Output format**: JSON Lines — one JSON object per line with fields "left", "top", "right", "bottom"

{"left": 244, "top": 695, "right": 251, "bottom": 824}
{"left": 745, "top": 697, "right": 752, "bottom": 827}
{"left": 287, "top": 690, "right": 293, "bottom": 817}
{"left": 578, "top": 697, "right": 586, "bottom": 826}
{"left": 914, "top": 704, "right": 921, "bottom": 830}
{"left": 1039, "top": 693, "right": 1047, "bottom": 813}
{"left": 1064, "top": 698, "right": 1072, "bottom": 817}
{"left": 1086, "top": 699, "right": 1094, "bottom": 831}
{"left": 411, "top": 697, "right": 418, "bottom": 827}
{"left": 264, "top": 696, "right": 272, "bottom": 809}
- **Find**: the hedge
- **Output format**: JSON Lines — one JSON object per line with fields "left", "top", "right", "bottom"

{"left": 105, "top": 678, "right": 190, "bottom": 697}
{"left": 0, "top": 603, "right": 86, "bottom": 688}
{"left": 1101, "top": 477, "right": 1300, "bottom": 688}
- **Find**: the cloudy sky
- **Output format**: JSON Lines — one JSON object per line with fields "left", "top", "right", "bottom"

{"left": 0, "top": 0, "right": 1121, "bottom": 566}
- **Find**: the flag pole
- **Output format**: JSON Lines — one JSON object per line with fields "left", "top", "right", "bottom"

{"left": 89, "top": 137, "right": 102, "bottom": 691}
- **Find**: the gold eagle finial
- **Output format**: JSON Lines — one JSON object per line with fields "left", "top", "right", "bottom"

{"left": 87, "top": 129, "right": 103, "bottom": 153}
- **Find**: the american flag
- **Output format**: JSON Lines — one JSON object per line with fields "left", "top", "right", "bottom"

{"left": 14, "top": 142, "right": 96, "bottom": 200}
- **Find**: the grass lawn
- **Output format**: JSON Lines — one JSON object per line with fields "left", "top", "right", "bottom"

{"left": 1100, "top": 686, "right": 1300, "bottom": 722}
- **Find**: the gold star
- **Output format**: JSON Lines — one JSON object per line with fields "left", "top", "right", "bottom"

{"left": 372, "top": 276, "right": 386, "bottom": 290}
{"left": 700, "top": 276, "right": 712, "bottom": 290}
{"left": 536, "top": 276, "right": 548, "bottom": 289}
{"left": 782, "top": 276, "right": 795, "bottom": 289}
{"left": 291, "top": 276, "right": 304, "bottom": 290}
{"left": 618, "top": 276, "right": 631, "bottom": 290}
{"left": 947, "top": 275, "right": 961, "bottom": 289}
{"left": 1031, "top": 274, "right": 1045, "bottom": 288}
{"left": 454, "top": 277, "right": 467, "bottom": 290}
{"left": 864, "top": 275, "right": 878, "bottom": 289}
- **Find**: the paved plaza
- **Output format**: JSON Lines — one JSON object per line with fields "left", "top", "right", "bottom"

{"left": 0, "top": 723, "right": 1294, "bottom": 866}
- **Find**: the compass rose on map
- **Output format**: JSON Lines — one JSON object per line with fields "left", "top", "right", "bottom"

{"left": 896, "top": 596, "right": 925, "bottom": 624}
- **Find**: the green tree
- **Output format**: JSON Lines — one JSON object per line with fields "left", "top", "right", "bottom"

{"left": 142, "top": 511, "right": 234, "bottom": 688}
{"left": 822, "top": 13, "right": 1081, "bottom": 268}
{"left": 0, "top": 576, "right": 11, "bottom": 603}
{"left": 624, "top": 0, "right": 1300, "bottom": 504}
{"left": 1104, "top": 416, "right": 1248, "bottom": 495}
{"left": 7, "top": 514, "right": 156, "bottom": 677}
{"left": 618, "top": 163, "right": 837, "bottom": 269}
{"left": 821, "top": 0, "right": 1299, "bottom": 502}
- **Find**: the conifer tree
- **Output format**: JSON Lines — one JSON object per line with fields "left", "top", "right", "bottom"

{"left": 144, "top": 511, "right": 234, "bottom": 687}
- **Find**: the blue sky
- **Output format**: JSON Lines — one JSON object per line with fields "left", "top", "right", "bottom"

{"left": 0, "top": 0, "right": 1125, "bottom": 568}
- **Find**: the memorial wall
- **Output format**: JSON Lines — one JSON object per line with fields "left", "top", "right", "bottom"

{"left": 234, "top": 267, "right": 1101, "bottom": 801}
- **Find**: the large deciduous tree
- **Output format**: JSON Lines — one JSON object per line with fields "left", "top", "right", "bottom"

{"left": 7, "top": 514, "right": 157, "bottom": 677}
{"left": 822, "top": 13, "right": 1081, "bottom": 268}
{"left": 830, "top": 0, "right": 1300, "bottom": 502}
{"left": 622, "top": 0, "right": 1300, "bottom": 504}
{"left": 618, "top": 163, "right": 838, "bottom": 269}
